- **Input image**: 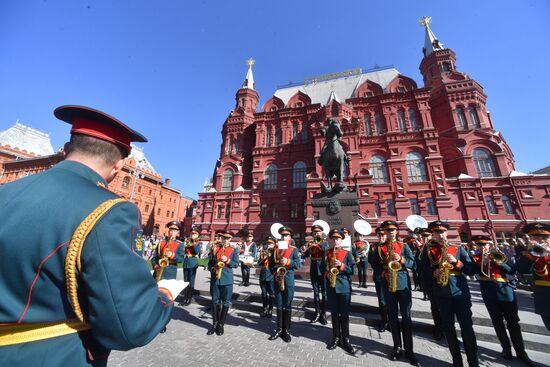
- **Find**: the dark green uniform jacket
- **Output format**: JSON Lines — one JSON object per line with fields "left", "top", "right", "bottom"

{"left": 0, "top": 161, "right": 174, "bottom": 366}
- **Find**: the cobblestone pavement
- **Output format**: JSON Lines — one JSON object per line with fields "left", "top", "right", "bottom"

{"left": 109, "top": 302, "right": 550, "bottom": 367}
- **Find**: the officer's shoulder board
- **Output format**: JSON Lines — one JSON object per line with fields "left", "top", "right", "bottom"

{"left": 135, "top": 230, "right": 144, "bottom": 252}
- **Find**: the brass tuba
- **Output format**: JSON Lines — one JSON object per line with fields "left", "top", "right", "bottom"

{"left": 387, "top": 240, "right": 402, "bottom": 293}
{"left": 436, "top": 241, "right": 454, "bottom": 287}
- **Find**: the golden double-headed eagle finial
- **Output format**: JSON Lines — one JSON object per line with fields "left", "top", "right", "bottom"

{"left": 247, "top": 58, "right": 255, "bottom": 67}
{"left": 420, "top": 16, "right": 432, "bottom": 27}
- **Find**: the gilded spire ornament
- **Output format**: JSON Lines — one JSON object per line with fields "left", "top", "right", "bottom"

{"left": 420, "top": 16, "right": 432, "bottom": 28}
{"left": 247, "top": 58, "right": 255, "bottom": 67}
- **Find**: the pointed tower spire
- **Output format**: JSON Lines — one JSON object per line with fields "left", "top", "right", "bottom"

{"left": 326, "top": 90, "right": 341, "bottom": 104}
{"left": 242, "top": 58, "right": 255, "bottom": 89}
{"left": 420, "top": 16, "right": 444, "bottom": 56}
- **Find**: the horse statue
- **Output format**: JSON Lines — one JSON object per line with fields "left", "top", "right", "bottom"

{"left": 317, "top": 119, "right": 349, "bottom": 194}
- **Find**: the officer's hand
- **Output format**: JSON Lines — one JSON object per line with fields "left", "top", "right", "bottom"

{"left": 165, "top": 250, "right": 173, "bottom": 258}
{"left": 392, "top": 253, "right": 401, "bottom": 261}
{"left": 281, "top": 257, "right": 289, "bottom": 266}
{"left": 446, "top": 254, "right": 457, "bottom": 263}
{"left": 334, "top": 259, "right": 342, "bottom": 267}
{"left": 154, "top": 264, "right": 159, "bottom": 270}
{"left": 433, "top": 269, "right": 442, "bottom": 278}
{"left": 221, "top": 255, "right": 228, "bottom": 262}
{"left": 355, "top": 258, "right": 360, "bottom": 263}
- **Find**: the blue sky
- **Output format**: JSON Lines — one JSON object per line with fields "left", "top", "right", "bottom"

{"left": 0, "top": 0, "right": 548, "bottom": 198}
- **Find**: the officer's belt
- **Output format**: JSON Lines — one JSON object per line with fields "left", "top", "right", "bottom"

{"left": 479, "top": 276, "right": 506, "bottom": 282}
{"left": 0, "top": 319, "right": 90, "bottom": 346}
{"left": 449, "top": 271, "right": 462, "bottom": 276}
{"left": 169, "top": 261, "right": 178, "bottom": 266}
{"left": 311, "top": 257, "right": 323, "bottom": 261}
{"left": 185, "top": 254, "right": 198, "bottom": 257}
{"left": 534, "top": 280, "right": 550, "bottom": 287}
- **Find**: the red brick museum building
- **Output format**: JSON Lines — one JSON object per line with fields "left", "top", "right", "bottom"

{"left": 193, "top": 18, "right": 550, "bottom": 243}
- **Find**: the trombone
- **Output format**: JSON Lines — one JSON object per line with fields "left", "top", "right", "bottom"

{"left": 480, "top": 245, "right": 508, "bottom": 278}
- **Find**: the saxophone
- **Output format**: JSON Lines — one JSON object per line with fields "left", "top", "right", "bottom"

{"left": 329, "top": 248, "right": 339, "bottom": 288}
{"left": 386, "top": 240, "right": 402, "bottom": 293}
{"left": 437, "top": 241, "right": 454, "bottom": 287}
{"left": 155, "top": 242, "right": 170, "bottom": 282}
{"left": 215, "top": 243, "right": 226, "bottom": 280}
{"left": 275, "top": 249, "right": 287, "bottom": 291}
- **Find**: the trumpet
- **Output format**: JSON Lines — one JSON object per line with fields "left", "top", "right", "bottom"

{"left": 437, "top": 241, "right": 454, "bottom": 287}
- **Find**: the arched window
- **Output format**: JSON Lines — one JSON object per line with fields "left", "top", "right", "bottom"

{"left": 122, "top": 176, "right": 130, "bottom": 188}
{"left": 473, "top": 148, "right": 498, "bottom": 177}
{"left": 502, "top": 195, "right": 514, "bottom": 214}
{"left": 406, "top": 152, "right": 428, "bottom": 182}
{"left": 364, "top": 114, "right": 372, "bottom": 136}
{"left": 369, "top": 155, "right": 389, "bottom": 184}
{"left": 374, "top": 113, "right": 384, "bottom": 135}
{"left": 264, "top": 164, "right": 278, "bottom": 190}
{"left": 456, "top": 107, "right": 467, "bottom": 129}
{"left": 468, "top": 106, "right": 481, "bottom": 128}
{"left": 409, "top": 109, "right": 418, "bottom": 131}
{"left": 292, "top": 161, "right": 307, "bottom": 188}
{"left": 397, "top": 110, "right": 406, "bottom": 132}
{"left": 221, "top": 169, "right": 234, "bottom": 191}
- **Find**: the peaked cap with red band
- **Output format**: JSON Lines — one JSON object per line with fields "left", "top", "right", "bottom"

{"left": 54, "top": 105, "right": 147, "bottom": 155}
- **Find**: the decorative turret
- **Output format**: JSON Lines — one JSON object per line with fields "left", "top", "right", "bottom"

{"left": 234, "top": 58, "right": 259, "bottom": 114}
{"left": 418, "top": 16, "right": 457, "bottom": 88}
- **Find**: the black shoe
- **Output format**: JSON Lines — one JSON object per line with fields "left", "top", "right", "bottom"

{"left": 319, "top": 313, "right": 328, "bottom": 325}
{"left": 341, "top": 338, "right": 356, "bottom": 355}
{"left": 281, "top": 330, "right": 291, "bottom": 343}
{"left": 160, "top": 326, "right": 167, "bottom": 334}
{"left": 327, "top": 337, "right": 340, "bottom": 350}
{"left": 433, "top": 328, "right": 443, "bottom": 341}
{"left": 390, "top": 347, "right": 402, "bottom": 361}
{"left": 269, "top": 329, "right": 282, "bottom": 340}
{"left": 311, "top": 312, "right": 320, "bottom": 323}
{"left": 501, "top": 349, "right": 513, "bottom": 361}
{"left": 269, "top": 310, "right": 283, "bottom": 340}
{"left": 406, "top": 352, "right": 420, "bottom": 366}
{"left": 517, "top": 352, "right": 536, "bottom": 367}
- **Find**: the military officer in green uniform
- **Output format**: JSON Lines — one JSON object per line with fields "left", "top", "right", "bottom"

{"left": 371, "top": 220, "right": 418, "bottom": 366}
{"left": 151, "top": 221, "right": 185, "bottom": 280}
{"left": 470, "top": 235, "right": 534, "bottom": 366}
{"left": 325, "top": 229, "right": 356, "bottom": 355}
{"left": 518, "top": 222, "right": 550, "bottom": 331}
{"left": 258, "top": 236, "right": 276, "bottom": 318}
{"left": 0, "top": 106, "right": 174, "bottom": 366}
{"left": 422, "top": 221, "right": 478, "bottom": 367}
{"left": 180, "top": 225, "right": 202, "bottom": 306}
{"left": 301, "top": 223, "right": 329, "bottom": 325}
{"left": 368, "top": 227, "right": 389, "bottom": 332}
{"left": 353, "top": 232, "right": 369, "bottom": 288}
{"left": 417, "top": 228, "right": 443, "bottom": 340}
{"left": 207, "top": 229, "right": 240, "bottom": 336}
{"left": 269, "top": 226, "right": 301, "bottom": 343}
